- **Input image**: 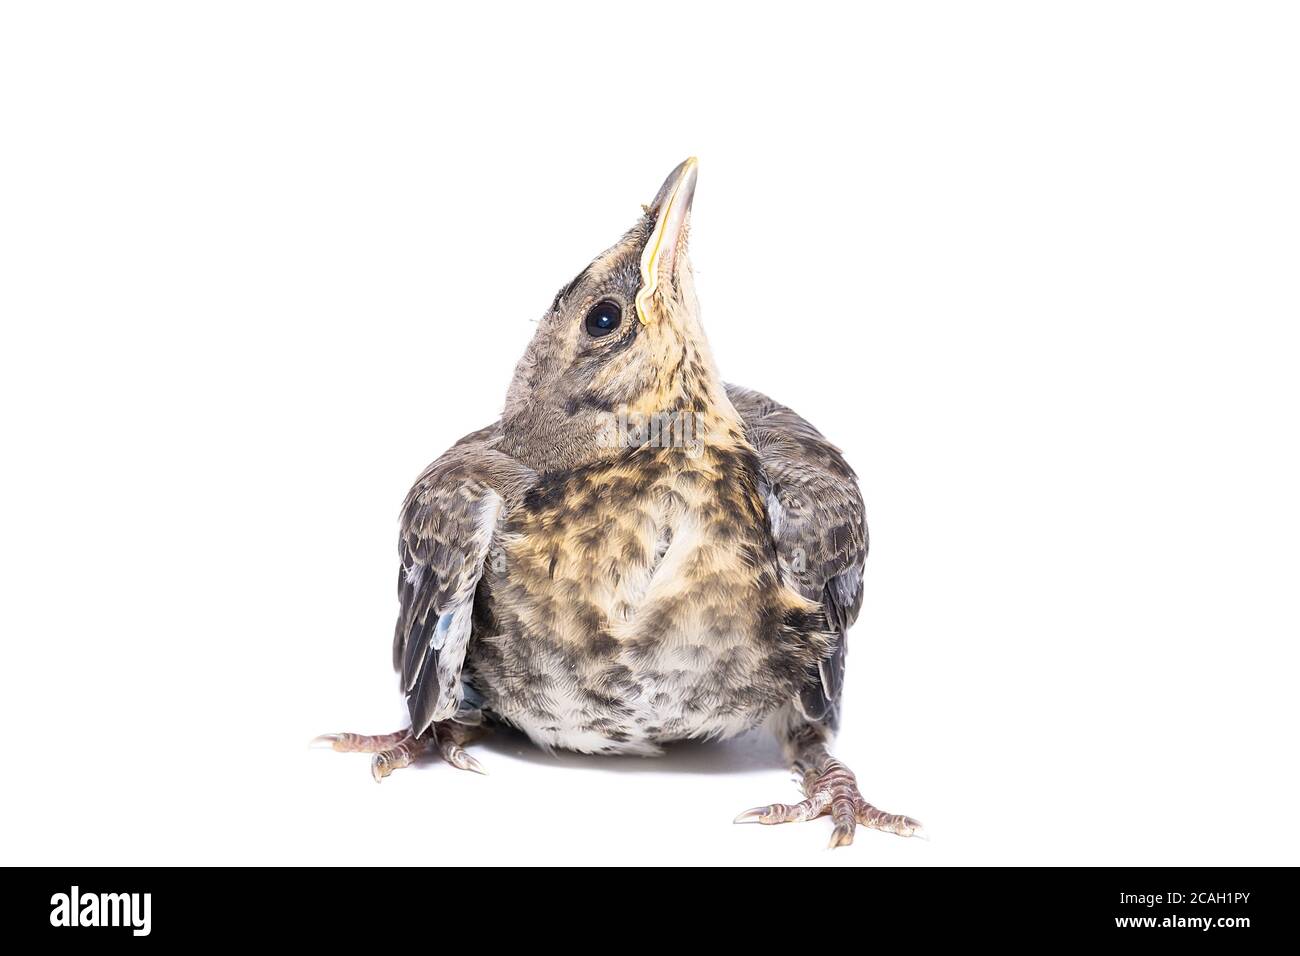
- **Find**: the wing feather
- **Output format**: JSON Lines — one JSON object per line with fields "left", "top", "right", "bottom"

{"left": 727, "top": 384, "right": 867, "bottom": 729}
{"left": 392, "top": 425, "right": 533, "bottom": 736}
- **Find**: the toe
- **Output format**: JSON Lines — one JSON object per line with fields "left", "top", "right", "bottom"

{"left": 370, "top": 738, "right": 425, "bottom": 781}
{"left": 733, "top": 803, "right": 796, "bottom": 824}
{"left": 733, "top": 799, "right": 820, "bottom": 825}
{"left": 828, "top": 821, "right": 856, "bottom": 849}
{"left": 313, "top": 730, "right": 412, "bottom": 754}
{"left": 857, "top": 801, "right": 923, "bottom": 837}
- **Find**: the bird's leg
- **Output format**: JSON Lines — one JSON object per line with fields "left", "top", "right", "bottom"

{"left": 734, "top": 708, "right": 922, "bottom": 848}
{"left": 312, "top": 720, "right": 486, "bottom": 781}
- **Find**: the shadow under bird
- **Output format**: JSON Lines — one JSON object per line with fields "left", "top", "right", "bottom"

{"left": 315, "top": 158, "right": 920, "bottom": 848}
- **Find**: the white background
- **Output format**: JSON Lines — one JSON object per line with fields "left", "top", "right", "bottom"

{"left": 2, "top": 2, "right": 1297, "bottom": 866}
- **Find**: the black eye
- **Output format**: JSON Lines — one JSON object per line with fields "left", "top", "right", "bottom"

{"left": 584, "top": 300, "right": 623, "bottom": 338}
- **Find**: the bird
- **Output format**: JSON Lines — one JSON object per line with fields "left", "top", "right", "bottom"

{"left": 314, "top": 158, "right": 921, "bottom": 848}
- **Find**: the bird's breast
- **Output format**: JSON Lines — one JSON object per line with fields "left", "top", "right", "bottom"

{"left": 468, "top": 445, "right": 829, "bottom": 754}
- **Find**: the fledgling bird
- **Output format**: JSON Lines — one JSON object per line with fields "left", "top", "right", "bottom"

{"left": 316, "top": 159, "right": 920, "bottom": 848}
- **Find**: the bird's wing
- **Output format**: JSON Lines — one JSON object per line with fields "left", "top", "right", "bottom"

{"left": 727, "top": 384, "right": 867, "bottom": 729}
{"left": 394, "top": 423, "right": 536, "bottom": 736}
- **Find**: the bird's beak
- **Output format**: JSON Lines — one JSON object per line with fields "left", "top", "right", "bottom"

{"left": 636, "top": 157, "right": 699, "bottom": 325}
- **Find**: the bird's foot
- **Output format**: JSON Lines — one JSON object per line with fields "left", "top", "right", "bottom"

{"left": 311, "top": 722, "right": 486, "bottom": 781}
{"left": 734, "top": 758, "right": 921, "bottom": 849}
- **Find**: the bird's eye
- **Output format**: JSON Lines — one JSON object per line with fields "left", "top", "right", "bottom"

{"left": 584, "top": 300, "right": 623, "bottom": 338}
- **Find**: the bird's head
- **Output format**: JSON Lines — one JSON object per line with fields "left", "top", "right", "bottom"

{"left": 501, "top": 158, "right": 740, "bottom": 472}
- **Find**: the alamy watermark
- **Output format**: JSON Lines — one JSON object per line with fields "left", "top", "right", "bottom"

{"left": 597, "top": 407, "right": 703, "bottom": 458}
{"left": 50, "top": 886, "right": 151, "bottom": 936}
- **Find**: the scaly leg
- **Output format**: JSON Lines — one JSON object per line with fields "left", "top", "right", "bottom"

{"left": 312, "top": 721, "right": 486, "bottom": 781}
{"left": 734, "top": 708, "right": 922, "bottom": 848}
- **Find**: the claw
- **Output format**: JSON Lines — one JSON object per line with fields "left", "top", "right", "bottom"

{"left": 310, "top": 734, "right": 341, "bottom": 750}
{"left": 733, "top": 806, "right": 771, "bottom": 825}
{"left": 443, "top": 745, "right": 487, "bottom": 775}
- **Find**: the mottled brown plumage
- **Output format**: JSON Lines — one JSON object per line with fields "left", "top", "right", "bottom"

{"left": 316, "top": 159, "right": 920, "bottom": 848}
